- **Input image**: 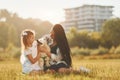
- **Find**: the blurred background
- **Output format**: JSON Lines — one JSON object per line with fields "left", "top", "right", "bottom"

{"left": 0, "top": 0, "right": 120, "bottom": 80}
{"left": 0, "top": 0, "right": 120, "bottom": 60}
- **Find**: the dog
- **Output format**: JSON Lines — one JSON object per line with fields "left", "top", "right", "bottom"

{"left": 37, "top": 35, "right": 52, "bottom": 70}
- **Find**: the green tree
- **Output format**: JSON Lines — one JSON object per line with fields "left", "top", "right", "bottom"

{"left": 102, "top": 18, "right": 120, "bottom": 47}
{"left": 67, "top": 27, "right": 79, "bottom": 47}
{"left": 0, "top": 22, "right": 9, "bottom": 48}
{"left": 0, "top": 9, "right": 53, "bottom": 47}
{"left": 67, "top": 27, "right": 101, "bottom": 48}
{"left": 8, "top": 24, "right": 17, "bottom": 45}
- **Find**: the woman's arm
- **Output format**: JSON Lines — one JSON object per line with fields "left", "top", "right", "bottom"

{"left": 45, "top": 51, "right": 51, "bottom": 58}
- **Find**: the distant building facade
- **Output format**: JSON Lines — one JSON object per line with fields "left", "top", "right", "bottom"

{"left": 62, "top": 5, "right": 113, "bottom": 32}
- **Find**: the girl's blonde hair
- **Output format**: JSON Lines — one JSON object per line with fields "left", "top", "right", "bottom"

{"left": 21, "top": 29, "right": 35, "bottom": 50}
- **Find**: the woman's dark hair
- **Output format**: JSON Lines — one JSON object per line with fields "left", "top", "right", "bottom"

{"left": 53, "top": 24, "right": 72, "bottom": 67}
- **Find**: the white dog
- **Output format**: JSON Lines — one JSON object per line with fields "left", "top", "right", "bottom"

{"left": 37, "top": 35, "right": 52, "bottom": 70}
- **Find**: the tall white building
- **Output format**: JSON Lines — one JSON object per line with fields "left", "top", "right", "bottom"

{"left": 62, "top": 5, "right": 113, "bottom": 32}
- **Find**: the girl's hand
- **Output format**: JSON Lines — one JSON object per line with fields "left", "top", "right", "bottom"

{"left": 37, "top": 45, "right": 41, "bottom": 53}
{"left": 38, "top": 52, "right": 41, "bottom": 57}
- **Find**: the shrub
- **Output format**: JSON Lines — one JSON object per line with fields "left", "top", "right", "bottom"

{"left": 98, "top": 47, "right": 109, "bottom": 55}
{"left": 71, "top": 47, "right": 91, "bottom": 56}
{"left": 90, "top": 47, "right": 108, "bottom": 55}
{"left": 71, "top": 47, "right": 80, "bottom": 56}
{"left": 114, "top": 46, "right": 120, "bottom": 54}
{"left": 13, "top": 49, "right": 21, "bottom": 59}
{"left": 0, "top": 52, "right": 12, "bottom": 61}
{"left": 5, "top": 43, "right": 21, "bottom": 58}
{"left": 79, "top": 48, "right": 90, "bottom": 56}
{"left": 90, "top": 49, "right": 100, "bottom": 55}
{"left": 109, "top": 46, "right": 116, "bottom": 54}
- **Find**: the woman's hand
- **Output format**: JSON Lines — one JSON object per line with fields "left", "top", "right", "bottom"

{"left": 40, "top": 44, "right": 49, "bottom": 53}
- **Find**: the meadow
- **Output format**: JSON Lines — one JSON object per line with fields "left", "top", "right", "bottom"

{"left": 0, "top": 58, "right": 120, "bottom": 80}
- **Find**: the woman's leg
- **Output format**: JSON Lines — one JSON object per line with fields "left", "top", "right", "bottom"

{"left": 58, "top": 67, "right": 90, "bottom": 74}
{"left": 45, "top": 69, "right": 56, "bottom": 74}
{"left": 58, "top": 68, "right": 81, "bottom": 74}
{"left": 46, "top": 63, "right": 71, "bottom": 73}
{"left": 58, "top": 68, "right": 70, "bottom": 73}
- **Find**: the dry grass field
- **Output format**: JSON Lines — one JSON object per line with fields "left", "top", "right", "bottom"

{"left": 0, "top": 58, "right": 120, "bottom": 80}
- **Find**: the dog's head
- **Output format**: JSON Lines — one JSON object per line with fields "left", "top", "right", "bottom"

{"left": 37, "top": 35, "right": 51, "bottom": 52}
{"left": 37, "top": 35, "right": 53, "bottom": 46}
{"left": 43, "top": 35, "right": 53, "bottom": 45}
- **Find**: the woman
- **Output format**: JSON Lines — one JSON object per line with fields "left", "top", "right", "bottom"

{"left": 40, "top": 24, "right": 90, "bottom": 74}
{"left": 44, "top": 24, "right": 72, "bottom": 73}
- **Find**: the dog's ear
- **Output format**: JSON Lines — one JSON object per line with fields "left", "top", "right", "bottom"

{"left": 37, "top": 40, "right": 42, "bottom": 45}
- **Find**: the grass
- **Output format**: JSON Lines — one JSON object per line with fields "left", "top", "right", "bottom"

{"left": 0, "top": 59, "right": 120, "bottom": 80}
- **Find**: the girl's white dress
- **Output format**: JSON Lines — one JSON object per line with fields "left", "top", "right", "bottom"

{"left": 20, "top": 41, "right": 41, "bottom": 74}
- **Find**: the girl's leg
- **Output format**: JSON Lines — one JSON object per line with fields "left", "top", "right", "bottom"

{"left": 29, "top": 70, "right": 39, "bottom": 76}
{"left": 29, "top": 70, "right": 44, "bottom": 76}
{"left": 39, "top": 70, "right": 45, "bottom": 74}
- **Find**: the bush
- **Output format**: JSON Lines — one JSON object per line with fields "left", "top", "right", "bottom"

{"left": 5, "top": 43, "right": 21, "bottom": 58}
{"left": 90, "top": 49, "right": 100, "bottom": 55}
{"left": 71, "top": 47, "right": 80, "bottom": 56}
{"left": 109, "top": 46, "right": 116, "bottom": 54}
{"left": 13, "top": 49, "right": 21, "bottom": 59}
{"left": 71, "top": 47, "right": 91, "bottom": 56}
{"left": 114, "top": 46, "right": 120, "bottom": 54}
{"left": 79, "top": 48, "right": 90, "bottom": 56}
{"left": 98, "top": 47, "right": 109, "bottom": 55}
{"left": 0, "top": 52, "right": 13, "bottom": 61}
{"left": 90, "top": 47, "right": 108, "bottom": 55}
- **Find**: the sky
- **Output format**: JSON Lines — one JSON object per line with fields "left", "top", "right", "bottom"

{"left": 0, "top": 0, "right": 120, "bottom": 24}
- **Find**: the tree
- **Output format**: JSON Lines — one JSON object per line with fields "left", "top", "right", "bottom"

{"left": 0, "top": 9, "right": 53, "bottom": 48}
{"left": 67, "top": 27, "right": 79, "bottom": 47}
{"left": 0, "top": 9, "right": 10, "bottom": 18}
{"left": 8, "top": 24, "right": 17, "bottom": 46}
{"left": 102, "top": 18, "right": 120, "bottom": 47}
{"left": 0, "top": 22, "right": 9, "bottom": 48}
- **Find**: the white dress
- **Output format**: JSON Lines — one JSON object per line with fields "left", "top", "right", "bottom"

{"left": 20, "top": 41, "right": 41, "bottom": 74}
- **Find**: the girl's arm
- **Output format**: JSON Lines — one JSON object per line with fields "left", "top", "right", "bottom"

{"left": 27, "top": 53, "right": 41, "bottom": 64}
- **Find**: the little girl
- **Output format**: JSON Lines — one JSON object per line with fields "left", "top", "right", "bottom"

{"left": 20, "top": 29, "right": 43, "bottom": 75}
